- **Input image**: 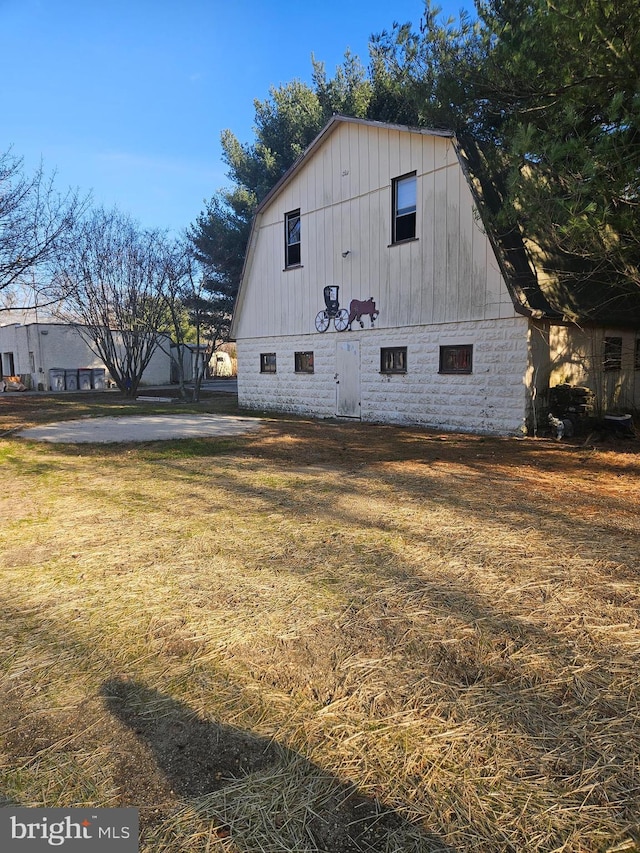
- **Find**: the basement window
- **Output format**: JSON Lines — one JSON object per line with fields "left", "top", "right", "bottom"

{"left": 294, "top": 351, "right": 314, "bottom": 373}
{"left": 604, "top": 337, "right": 622, "bottom": 371}
{"left": 380, "top": 347, "right": 407, "bottom": 374}
{"left": 439, "top": 344, "right": 473, "bottom": 374}
{"left": 260, "top": 353, "right": 276, "bottom": 373}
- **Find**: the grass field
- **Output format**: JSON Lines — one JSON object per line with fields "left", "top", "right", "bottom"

{"left": 1, "top": 391, "right": 639, "bottom": 852}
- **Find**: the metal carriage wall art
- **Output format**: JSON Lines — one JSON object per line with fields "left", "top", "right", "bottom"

{"left": 315, "top": 286, "right": 379, "bottom": 333}
{"left": 315, "top": 286, "right": 349, "bottom": 332}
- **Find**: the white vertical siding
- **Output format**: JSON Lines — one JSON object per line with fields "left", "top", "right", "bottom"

{"left": 234, "top": 121, "right": 519, "bottom": 343}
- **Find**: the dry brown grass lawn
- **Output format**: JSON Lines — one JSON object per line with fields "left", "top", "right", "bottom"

{"left": 1, "top": 392, "right": 639, "bottom": 852}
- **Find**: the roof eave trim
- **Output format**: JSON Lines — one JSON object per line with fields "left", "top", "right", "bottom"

{"left": 255, "top": 115, "right": 455, "bottom": 216}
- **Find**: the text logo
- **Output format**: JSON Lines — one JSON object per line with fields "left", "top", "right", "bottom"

{"left": 1, "top": 808, "right": 138, "bottom": 851}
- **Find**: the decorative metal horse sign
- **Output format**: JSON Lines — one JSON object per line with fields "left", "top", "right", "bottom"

{"left": 348, "top": 297, "right": 379, "bottom": 330}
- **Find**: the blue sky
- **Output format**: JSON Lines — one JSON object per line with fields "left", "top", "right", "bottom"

{"left": 1, "top": 0, "right": 473, "bottom": 236}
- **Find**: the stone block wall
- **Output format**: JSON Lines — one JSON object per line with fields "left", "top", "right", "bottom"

{"left": 237, "top": 316, "right": 531, "bottom": 435}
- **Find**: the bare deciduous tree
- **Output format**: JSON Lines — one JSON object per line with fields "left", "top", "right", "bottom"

{"left": 0, "top": 148, "right": 87, "bottom": 312}
{"left": 54, "top": 207, "right": 170, "bottom": 396}
{"left": 158, "top": 240, "right": 222, "bottom": 402}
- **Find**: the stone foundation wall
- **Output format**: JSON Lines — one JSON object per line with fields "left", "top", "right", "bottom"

{"left": 237, "top": 317, "right": 531, "bottom": 435}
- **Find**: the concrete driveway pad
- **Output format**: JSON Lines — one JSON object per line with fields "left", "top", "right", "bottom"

{"left": 17, "top": 414, "right": 263, "bottom": 444}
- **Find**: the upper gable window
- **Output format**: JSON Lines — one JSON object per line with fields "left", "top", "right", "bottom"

{"left": 285, "top": 209, "right": 301, "bottom": 268}
{"left": 392, "top": 173, "right": 417, "bottom": 243}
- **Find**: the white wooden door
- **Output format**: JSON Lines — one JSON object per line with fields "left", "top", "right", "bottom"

{"left": 335, "top": 340, "right": 361, "bottom": 418}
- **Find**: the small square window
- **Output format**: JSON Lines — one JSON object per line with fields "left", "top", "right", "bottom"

{"left": 294, "top": 351, "right": 314, "bottom": 373}
{"left": 439, "top": 344, "right": 473, "bottom": 374}
{"left": 392, "top": 173, "right": 417, "bottom": 243}
{"left": 285, "top": 209, "right": 301, "bottom": 268}
{"left": 260, "top": 352, "right": 276, "bottom": 373}
{"left": 604, "top": 337, "right": 622, "bottom": 371}
{"left": 381, "top": 347, "right": 407, "bottom": 374}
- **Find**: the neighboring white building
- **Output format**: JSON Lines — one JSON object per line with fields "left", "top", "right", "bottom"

{"left": 0, "top": 322, "right": 172, "bottom": 391}
{"left": 231, "top": 116, "right": 640, "bottom": 434}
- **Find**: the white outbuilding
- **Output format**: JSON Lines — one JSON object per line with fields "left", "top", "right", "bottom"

{"left": 0, "top": 321, "right": 172, "bottom": 391}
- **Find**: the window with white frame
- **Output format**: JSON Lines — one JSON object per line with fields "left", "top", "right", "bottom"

{"left": 285, "top": 209, "right": 301, "bottom": 268}
{"left": 392, "top": 173, "right": 417, "bottom": 243}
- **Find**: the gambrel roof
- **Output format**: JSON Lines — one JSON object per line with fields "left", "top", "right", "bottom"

{"left": 232, "top": 115, "right": 640, "bottom": 336}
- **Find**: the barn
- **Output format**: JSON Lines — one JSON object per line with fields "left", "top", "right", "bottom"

{"left": 230, "top": 116, "right": 640, "bottom": 434}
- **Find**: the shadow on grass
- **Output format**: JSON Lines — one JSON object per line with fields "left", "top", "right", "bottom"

{"left": 101, "top": 678, "right": 451, "bottom": 853}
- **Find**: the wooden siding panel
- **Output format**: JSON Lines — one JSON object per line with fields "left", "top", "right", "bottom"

{"left": 299, "top": 168, "right": 310, "bottom": 333}
{"left": 376, "top": 186, "right": 391, "bottom": 329}
{"left": 434, "top": 135, "right": 449, "bottom": 171}
{"left": 398, "top": 131, "right": 413, "bottom": 177}
{"left": 358, "top": 178, "right": 371, "bottom": 294}
{"left": 236, "top": 122, "right": 516, "bottom": 341}
{"left": 388, "top": 130, "right": 401, "bottom": 183}
{"left": 408, "top": 134, "right": 425, "bottom": 323}
{"left": 340, "top": 192, "right": 353, "bottom": 276}
{"left": 315, "top": 144, "right": 328, "bottom": 210}
{"left": 423, "top": 133, "right": 435, "bottom": 176}
{"left": 457, "top": 166, "right": 474, "bottom": 321}
{"left": 444, "top": 163, "right": 460, "bottom": 322}
{"left": 266, "top": 223, "right": 278, "bottom": 337}
{"left": 400, "top": 238, "right": 420, "bottom": 327}
{"left": 432, "top": 165, "right": 448, "bottom": 324}
{"left": 471, "top": 206, "right": 490, "bottom": 318}
{"left": 331, "top": 130, "right": 341, "bottom": 207}
{"left": 346, "top": 123, "right": 360, "bottom": 200}
{"left": 337, "top": 125, "right": 348, "bottom": 204}
{"left": 357, "top": 123, "right": 369, "bottom": 203}
{"left": 307, "top": 194, "right": 320, "bottom": 322}
{"left": 421, "top": 165, "right": 435, "bottom": 324}
{"left": 377, "top": 128, "right": 389, "bottom": 200}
